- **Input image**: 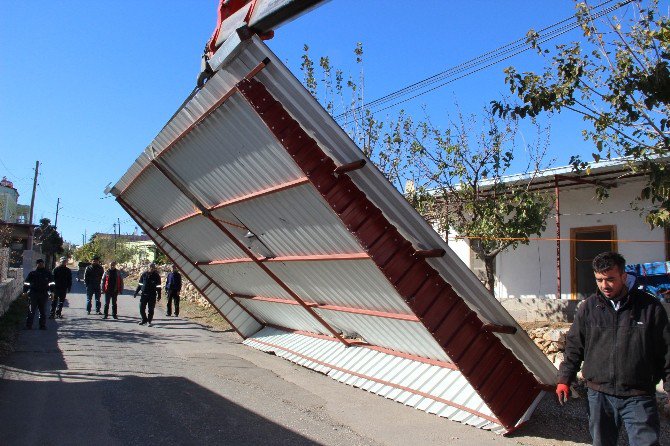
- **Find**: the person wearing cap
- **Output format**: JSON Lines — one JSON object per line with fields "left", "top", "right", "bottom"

{"left": 50, "top": 257, "right": 72, "bottom": 319}
{"left": 133, "top": 263, "right": 161, "bottom": 326}
{"left": 101, "top": 261, "right": 124, "bottom": 319}
{"left": 24, "top": 259, "right": 54, "bottom": 330}
{"left": 84, "top": 256, "right": 104, "bottom": 315}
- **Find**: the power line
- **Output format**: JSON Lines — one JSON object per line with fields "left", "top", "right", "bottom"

{"left": 336, "top": 0, "right": 632, "bottom": 124}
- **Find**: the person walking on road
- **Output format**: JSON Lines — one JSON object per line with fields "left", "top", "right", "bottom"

{"left": 101, "top": 261, "right": 124, "bottom": 320}
{"left": 165, "top": 264, "right": 181, "bottom": 317}
{"left": 84, "top": 256, "right": 104, "bottom": 315}
{"left": 134, "top": 263, "right": 161, "bottom": 327}
{"left": 50, "top": 256, "right": 72, "bottom": 319}
{"left": 24, "top": 259, "right": 54, "bottom": 330}
{"left": 556, "top": 251, "right": 670, "bottom": 446}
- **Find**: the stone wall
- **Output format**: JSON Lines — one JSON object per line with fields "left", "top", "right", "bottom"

{"left": 501, "top": 297, "right": 580, "bottom": 322}
{"left": 0, "top": 248, "right": 8, "bottom": 282}
{"left": 124, "top": 264, "right": 212, "bottom": 309}
{"left": 0, "top": 267, "right": 24, "bottom": 318}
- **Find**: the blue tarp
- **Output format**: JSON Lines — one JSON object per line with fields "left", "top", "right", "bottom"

{"left": 625, "top": 261, "right": 670, "bottom": 300}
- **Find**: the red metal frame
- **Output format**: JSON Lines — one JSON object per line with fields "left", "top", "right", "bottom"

{"left": 236, "top": 77, "right": 543, "bottom": 430}
{"left": 196, "top": 252, "right": 370, "bottom": 265}
{"left": 234, "top": 293, "right": 420, "bottom": 322}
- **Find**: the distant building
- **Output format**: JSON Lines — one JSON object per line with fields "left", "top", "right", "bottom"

{"left": 91, "top": 232, "right": 157, "bottom": 264}
{"left": 445, "top": 160, "right": 666, "bottom": 300}
{"left": 0, "top": 177, "right": 36, "bottom": 268}
{"left": 0, "top": 177, "right": 30, "bottom": 223}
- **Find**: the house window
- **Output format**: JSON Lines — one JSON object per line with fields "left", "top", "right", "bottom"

{"left": 570, "top": 225, "right": 617, "bottom": 300}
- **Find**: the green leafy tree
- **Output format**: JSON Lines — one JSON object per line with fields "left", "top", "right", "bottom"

{"left": 34, "top": 218, "right": 64, "bottom": 266}
{"left": 400, "top": 108, "right": 554, "bottom": 293}
{"left": 494, "top": 0, "right": 670, "bottom": 227}
{"left": 302, "top": 45, "right": 554, "bottom": 293}
{"left": 74, "top": 236, "right": 138, "bottom": 265}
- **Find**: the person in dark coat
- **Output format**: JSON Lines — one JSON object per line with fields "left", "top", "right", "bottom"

{"left": 101, "top": 261, "right": 124, "bottom": 320}
{"left": 50, "top": 256, "right": 72, "bottom": 319}
{"left": 24, "top": 259, "right": 54, "bottom": 330}
{"left": 84, "top": 256, "right": 104, "bottom": 315}
{"left": 165, "top": 264, "right": 182, "bottom": 317}
{"left": 556, "top": 251, "right": 670, "bottom": 446}
{"left": 133, "top": 263, "right": 161, "bottom": 326}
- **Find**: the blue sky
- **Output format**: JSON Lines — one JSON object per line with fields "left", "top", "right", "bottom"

{"left": 1, "top": 0, "right": 634, "bottom": 244}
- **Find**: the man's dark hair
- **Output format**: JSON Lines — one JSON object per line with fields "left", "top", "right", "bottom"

{"left": 592, "top": 251, "right": 626, "bottom": 274}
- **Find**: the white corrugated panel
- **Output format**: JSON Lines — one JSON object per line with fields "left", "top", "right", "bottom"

{"left": 160, "top": 94, "right": 306, "bottom": 209}
{"left": 161, "top": 215, "right": 247, "bottom": 261}
{"left": 244, "top": 327, "right": 504, "bottom": 433}
{"left": 224, "top": 184, "right": 363, "bottom": 256}
{"left": 124, "top": 167, "right": 199, "bottom": 228}
{"left": 267, "top": 259, "right": 413, "bottom": 313}
{"left": 201, "top": 263, "right": 292, "bottom": 299}
{"left": 240, "top": 299, "right": 327, "bottom": 334}
{"left": 314, "top": 310, "right": 450, "bottom": 362}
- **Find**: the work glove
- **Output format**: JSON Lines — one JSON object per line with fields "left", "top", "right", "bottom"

{"left": 556, "top": 383, "right": 570, "bottom": 405}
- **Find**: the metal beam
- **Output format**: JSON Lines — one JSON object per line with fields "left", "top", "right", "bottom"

{"left": 235, "top": 294, "right": 420, "bottom": 322}
{"left": 197, "top": 252, "right": 370, "bottom": 265}
{"left": 116, "top": 196, "right": 264, "bottom": 334}
{"left": 148, "top": 157, "right": 350, "bottom": 346}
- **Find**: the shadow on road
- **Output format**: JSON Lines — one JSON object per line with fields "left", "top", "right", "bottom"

{"left": 0, "top": 374, "right": 322, "bottom": 445}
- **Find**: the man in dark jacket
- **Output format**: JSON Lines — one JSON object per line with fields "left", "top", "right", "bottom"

{"left": 165, "top": 264, "right": 182, "bottom": 317}
{"left": 24, "top": 259, "right": 54, "bottom": 330}
{"left": 84, "top": 256, "right": 104, "bottom": 315}
{"left": 101, "top": 261, "right": 124, "bottom": 320}
{"left": 50, "top": 257, "right": 72, "bottom": 319}
{"left": 134, "top": 263, "right": 161, "bottom": 327}
{"left": 557, "top": 251, "right": 670, "bottom": 445}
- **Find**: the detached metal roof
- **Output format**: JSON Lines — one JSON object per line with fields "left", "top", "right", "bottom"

{"left": 110, "top": 35, "right": 556, "bottom": 433}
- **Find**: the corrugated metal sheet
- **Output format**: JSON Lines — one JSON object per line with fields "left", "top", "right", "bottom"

{"left": 239, "top": 299, "right": 327, "bottom": 334}
{"left": 161, "top": 215, "right": 247, "bottom": 261}
{"left": 201, "top": 262, "right": 292, "bottom": 299}
{"left": 123, "top": 166, "right": 199, "bottom": 228}
{"left": 109, "top": 35, "right": 556, "bottom": 433}
{"left": 244, "top": 327, "right": 505, "bottom": 433}
{"left": 313, "top": 310, "right": 450, "bottom": 361}
{"left": 223, "top": 184, "right": 363, "bottom": 256}
{"left": 160, "top": 94, "right": 306, "bottom": 209}
{"left": 266, "top": 259, "right": 413, "bottom": 313}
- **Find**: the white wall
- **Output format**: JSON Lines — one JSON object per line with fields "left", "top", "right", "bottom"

{"left": 456, "top": 177, "right": 665, "bottom": 300}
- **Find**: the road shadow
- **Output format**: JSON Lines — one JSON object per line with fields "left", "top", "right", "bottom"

{"left": 509, "top": 393, "right": 670, "bottom": 445}
{"left": 0, "top": 374, "right": 322, "bottom": 445}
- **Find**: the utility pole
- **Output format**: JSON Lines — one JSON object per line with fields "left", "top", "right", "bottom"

{"left": 118, "top": 217, "right": 121, "bottom": 237}
{"left": 82, "top": 234, "right": 85, "bottom": 246}
{"left": 27, "top": 161, "right": 39, "bottom": 250}
{"left": 54, "top": 197, "right": 61, "bottom": 229}
{"left": 113, "top": 223, "right": 117, "bottom": 251}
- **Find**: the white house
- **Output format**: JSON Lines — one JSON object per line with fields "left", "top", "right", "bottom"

{"left": 447, "top": 160, "right": 666, "bottom": 301}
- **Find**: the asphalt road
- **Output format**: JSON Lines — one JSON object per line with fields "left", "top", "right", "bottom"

{"left": 0, "top": 277, "right": 601, "bottom": 446}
